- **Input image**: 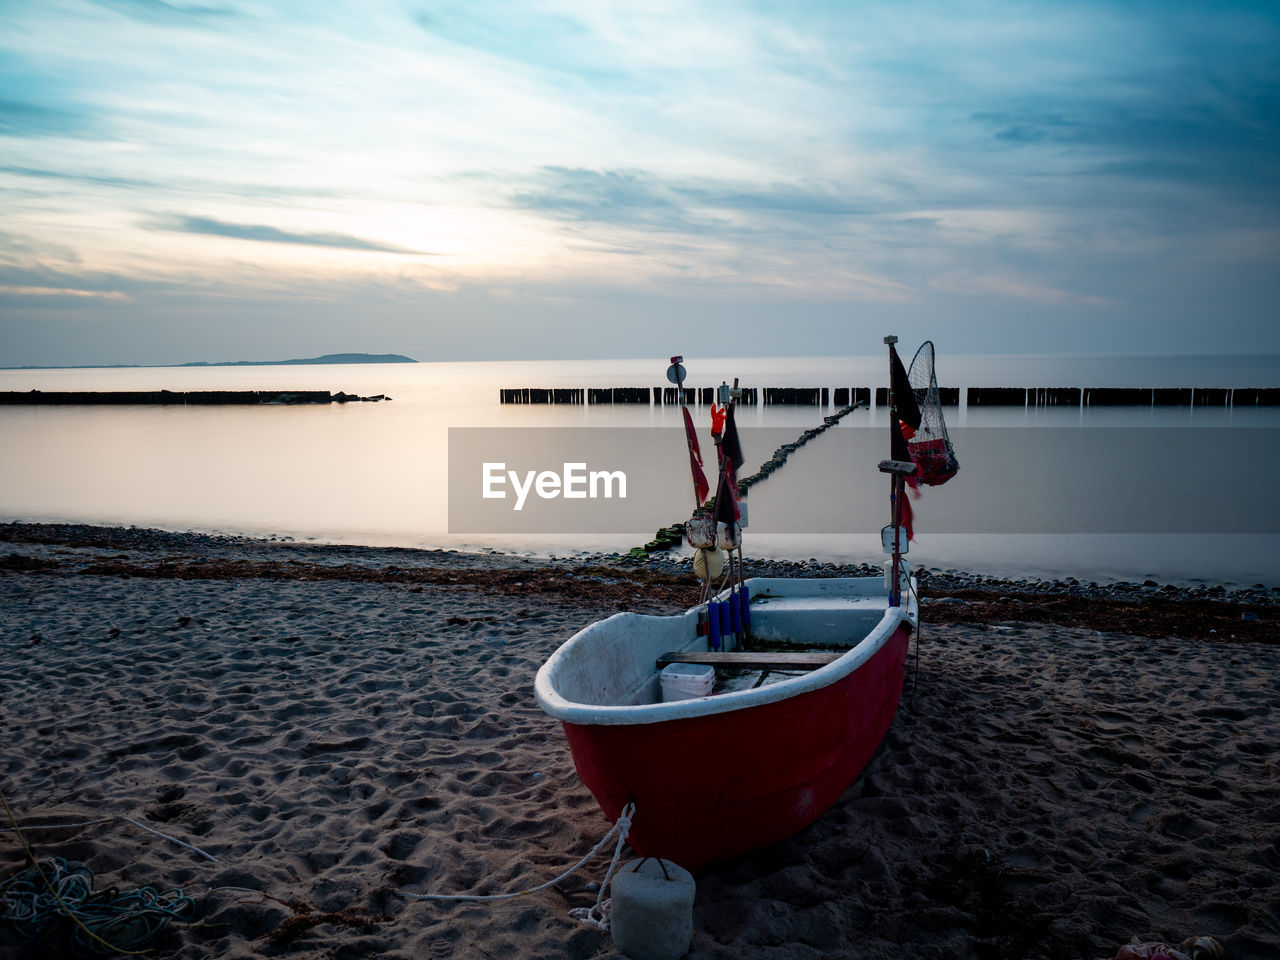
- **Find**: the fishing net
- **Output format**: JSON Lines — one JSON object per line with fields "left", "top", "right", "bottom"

{"left": 906, "top": 341, "right": 959, "bottom": 486}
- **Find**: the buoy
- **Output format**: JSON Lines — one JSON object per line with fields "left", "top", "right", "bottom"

{"left": 706, "top": 601, "right": 720, "bottom": 651}
{"left": 715, "top": 520, "right": 740, "bottom": 550}
{"left": 692, "top": 548, "right": 724, "bottom": 581}
{"left": 729, "top": 591, "right": 742, "bottom": 634}
{"left": 717, "top": 599, "right": 730, "bottom": 637}
{"left": 740, "top": 584, "right": 751, "bottom": 629}
{"left": 610, "top": 858, "right": 695, "bottom": 960}
{"left": 684, "top": 513, "right": 716, "bottom": 549}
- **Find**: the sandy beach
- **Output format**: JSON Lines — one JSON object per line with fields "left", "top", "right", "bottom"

{"left": 2, "top": 524, "right": 1277, "bottom": 959}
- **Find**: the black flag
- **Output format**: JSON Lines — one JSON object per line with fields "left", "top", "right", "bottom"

{"left": 890, "top": 344, "right": 921, "bottom": 431}
{"left": 891, "top": 418, "right": 914, "bottom": 464}
{"left": 722, "top": 404, "right": 744, "bottom": 473}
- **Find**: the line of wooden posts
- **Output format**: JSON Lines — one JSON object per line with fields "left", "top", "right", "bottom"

{"left": 499, "top": 386, "right": 1280, "bottom": 407}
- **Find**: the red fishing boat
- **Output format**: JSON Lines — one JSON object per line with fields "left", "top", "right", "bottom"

{"left": 534, "top": 336, "right": 933, "bottom": 871}
{"left": 534, "top": 577, "right": 915, "bottom": 871}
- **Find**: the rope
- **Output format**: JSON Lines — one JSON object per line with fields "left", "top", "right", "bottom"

{"left": 908, "top": 575, "right": 922, "bottom": 708}
{"left": 400, "top": 802, "right": 635, "bottom": 930}
{"left": 0, "top": 817, "right": 219, "bottom": 864}
{"left": 121, "top": 818, "right": 219, "bottom": 863}
{"left": 0, "top": 785, "right": 212, "bottom": 956}
{"left": 0, "top": 858, "right": 194, "bottom": 957}
{"left": 566, "top": 802, "right": 634, "bottom": 931}
{"left": 0, "top": 818, "right": 115, "bottom": 831}
{"left": 0, "top": 787, "right": 141, "bottom": 957}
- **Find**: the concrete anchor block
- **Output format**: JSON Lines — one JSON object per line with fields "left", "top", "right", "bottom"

{"left": 611, "top": 858, "right": 695, "bottom": 960}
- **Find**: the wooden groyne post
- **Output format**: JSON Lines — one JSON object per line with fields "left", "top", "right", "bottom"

{"left": 0, "top": 390, "right": 389, "bottom": 405}
{"left": 496, "top": 385, "right": 1280, "bottom": 407}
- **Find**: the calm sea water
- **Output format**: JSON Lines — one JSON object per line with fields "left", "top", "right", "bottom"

{"left": 2, "top": 354, "right": 1278, "bottom": 585}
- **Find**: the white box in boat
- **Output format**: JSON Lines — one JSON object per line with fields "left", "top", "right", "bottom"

{"left": 660, "top": 663, "right": 714, "bottom": 702}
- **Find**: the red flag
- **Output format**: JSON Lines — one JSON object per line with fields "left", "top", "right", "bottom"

{"left": 683, "top": 407, "right": 710, "bottom": 504}
{"left": 710, "top": 403, "right": 727, "bottom": 436}
{"left": 891, "top": 417, "right": 914, "bottom": 465}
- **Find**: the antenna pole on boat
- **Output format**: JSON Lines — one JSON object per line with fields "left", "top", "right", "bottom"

{"left": 879, "top": 335, "right": 916, "bottom": 608}
{"left": 669, "top": 356, "right": 701, "bottom": 512}
{"left": 713, "top": 381, "right": 733, "bottom": 623}
{"left": 670, "top": 356, "right": 714, "bottom": 605}
{"left": 732, "top": 377, "right": 748, "bottom": 643}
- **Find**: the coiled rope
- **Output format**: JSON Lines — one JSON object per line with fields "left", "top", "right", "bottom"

{"left": 0, "top": 786, "right": 204, "bottom": 956}
{"left": 0, "top": 858, "right": 195, "bottom": 957}
{"left": 400, "top": 802, "right": 635, "bottom": 930}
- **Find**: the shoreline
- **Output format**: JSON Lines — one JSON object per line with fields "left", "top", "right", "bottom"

{"left": 3, "top": 521, "right": 1277, "bottom": 642}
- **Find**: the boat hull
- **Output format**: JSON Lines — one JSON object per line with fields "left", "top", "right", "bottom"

{"left": 559, "top": 620, "right": 911, "bottom": 871}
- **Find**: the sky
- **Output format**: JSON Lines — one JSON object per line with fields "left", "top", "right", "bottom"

{"left": 1, "top": 0, "right": 1278, "bottom": 366}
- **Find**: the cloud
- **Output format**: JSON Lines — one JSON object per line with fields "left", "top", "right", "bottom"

{"left": 3, "top": 0, "right": 1279, "bottom": 361}
{"left": 971, "top": 111, "right": 1079, "bottom": 145}
{"left": 0, "top": 165, "right": 155, "bottom": 190}
{"left": 0, "top": 284, "right": 132, "bottom": 301}
{"left": 510, "top": 168, "right": 679, "bottom": 226}
{"left": 0, "top": 98, "right": 93, "bottom": 138}
{"left": 0, "top": 228, "right": 82, "bottom": 264}
{"left": 88, "top": 0, "right": 239, "bottom": 25}
{"left": 411, "top": 6, "right": 627, "bottom": 88}
{"left": 0, "top": 260, "right": 142, "bottom": 306}
{"left": 967, "top": 54, "right": 1280, "bottom": 196}
{"left": 974, "top": 96, "right": 1280, "bottom": 170}
{"left": 152, "top": 215, "right": 431, "bottom": 255}
{"left": 508, "top": 167, "right": 872, "bottom": 234}
{"left": 675, "top": 183, "right": 870, "bottom": 217}
{"left": 0, "top": 260, "right": 147, "bottom": 296}
{"left": 931, "top": 271, "right": 1115, "bottom": 307}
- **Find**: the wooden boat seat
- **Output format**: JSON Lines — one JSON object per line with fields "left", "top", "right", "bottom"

{"left": 656, "top": 651, "right": 843, "bottom": 671}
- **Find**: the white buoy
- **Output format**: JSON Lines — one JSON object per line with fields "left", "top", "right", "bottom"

{"left": 715, "top": 520, "right": 740, "bottom": 551}
{"left": 692, "top": 548, "right": 724, "bottom": 580}
{"left": 610, "top": 858, "right": 695, "bottom": 960}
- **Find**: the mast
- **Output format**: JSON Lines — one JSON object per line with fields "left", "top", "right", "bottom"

{"left": 878, "top": 335, "right": 916, "bottom": 607}
{"left": 668, "top": 356, "right": 702, "bottom": 512}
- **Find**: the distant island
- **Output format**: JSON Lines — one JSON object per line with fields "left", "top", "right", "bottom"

{"left": 2, "top": 353, "right": 417, "bottom": 371}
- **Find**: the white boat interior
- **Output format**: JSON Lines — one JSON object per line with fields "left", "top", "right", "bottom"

{"left": 534, "top": 574, "right": 917, "bottom": 726}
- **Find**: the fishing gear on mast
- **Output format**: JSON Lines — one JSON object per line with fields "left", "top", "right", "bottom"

{"left": 709, "top": 378, "right": 749, "bottom": 644}
{"left": 666, "top": 359, "right": 750, "bottom": 647}
{"left": 879, "top": 336, "right": 917, "bottom": 608}
{"left": 877, "top": 336, "right": 961, "bottom": 606}
{"left": 905, "top": 341, "right": 960, "bottom": 486}
{"left": 667, "top": 357, "right": 709, "bottom": 506}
